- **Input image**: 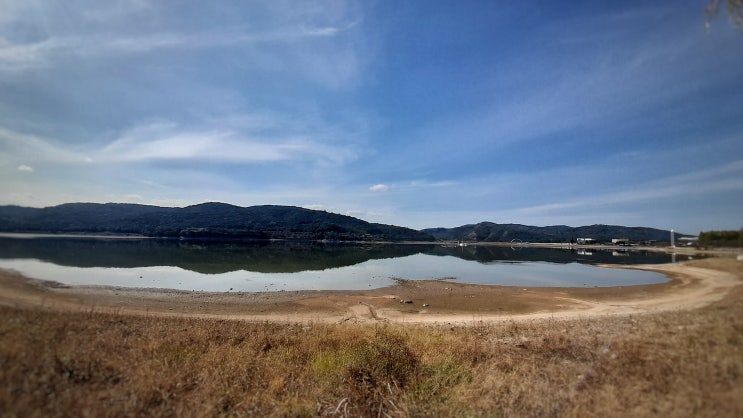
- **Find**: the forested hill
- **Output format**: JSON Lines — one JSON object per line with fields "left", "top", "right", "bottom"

{"left": 422, "top": 222, "right": 685, "bottom": 243}
{"left": 0, "top": 202, "right": 433, "bottom": 242}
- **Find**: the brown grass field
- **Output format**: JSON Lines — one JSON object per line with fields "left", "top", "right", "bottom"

{"left": 1, "top": 257, "right": 742, "bottom": 417}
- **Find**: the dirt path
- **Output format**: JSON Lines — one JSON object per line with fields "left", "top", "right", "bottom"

{"left": 0, "top": 257, "right": 740, "bottom": 324}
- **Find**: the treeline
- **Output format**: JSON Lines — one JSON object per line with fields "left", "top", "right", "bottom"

{"left": 698, "top": 230, "right": 742, "bottom": 247}
{"left": 423, "top": 222, "right": 682, "bottom": 243}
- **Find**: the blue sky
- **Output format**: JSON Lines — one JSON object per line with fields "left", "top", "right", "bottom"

{"left": 1, "top": 1, "right": 742, "bottom": 234}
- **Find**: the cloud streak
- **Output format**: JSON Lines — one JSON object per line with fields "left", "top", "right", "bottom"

{"left": 0, "top": 37, "right": 73, "bottom": 72}
{"left": 0, "top": 128, "right": 89, "bottom": 164}
{"left": 512, "top": 160, "right": 743, "bottom": 217}
{"left": 106, "top": 24, "right": 354, "bottom": 53}
{"left": 394, "top": 4, "right": 741, "bottom": 172}
{"left": 1, "top": 120, "right": 359, "bottom": 167}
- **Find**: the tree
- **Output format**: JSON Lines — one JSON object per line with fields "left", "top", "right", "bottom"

{"left": 706, "top": 0, "right": 743, "bottom": 31}
{"left": 698, "top": 229, "right": 742, "bottom": 247}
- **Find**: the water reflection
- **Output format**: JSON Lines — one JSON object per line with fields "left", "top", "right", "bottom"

{"left": 0, "top": 237, "right": 428, "bottom": 274}
{"left": 427, "top": 245, "right": 674, "bottom": 265}
{"left": 0, "top": 237, "right": 680, "bottom": 274}
{"left": 0, "top": 237, "right": 684, "bottom": 291}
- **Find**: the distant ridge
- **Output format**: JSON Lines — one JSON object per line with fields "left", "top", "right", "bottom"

{"left": 0, "top": 202, "right": 433, "bottom": 242}
{"left": 422, "top": 222, "right": 686, "bottom": 243}
{"left": 0, "top": 203, "right": 688, "bottom": 243}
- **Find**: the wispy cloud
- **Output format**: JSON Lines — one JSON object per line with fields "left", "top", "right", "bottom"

{"left": 0, "top": 127, "right": 89, "bottom": 163}
{"left": 405, "top": 4, "right": 739, "bottom": 164}
{"left": 513, "top": 160, "right": 743, "bottom": 217}
{"left": 100, "top": 24, "right": 363, "bottom": 89}
{"left": 17, "top": 164, "right": 33, "bottom": 172}
{"left": 0, "top": 37, "right": 74, "bottom": 72}
{"left": 1, "top": 118, "right": 359, "bottom": 168}
{"left": 0, "top": 2, "right": 363, "bottom": 88}
{"left": 106, "top": 24, "right": 353, "bottom": 53}
{"left": 97, "top": 120, "right": 359, "bottom": 165}
{"left": 101, "top": 131, "right": 353, "bottom": 164}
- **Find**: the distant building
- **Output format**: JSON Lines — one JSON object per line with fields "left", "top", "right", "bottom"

{"left": 678, "top": 236, "right": 698, "bottom": 246}
{"left": 576, "top": 238, "right": 596, "bottom": 245}
{"left": 611, "top": 238, "right": 630, "bottom": 245}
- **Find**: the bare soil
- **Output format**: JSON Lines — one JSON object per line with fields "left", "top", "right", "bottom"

{"left": 1, "top": 256, "right": 740, "bottom": 324}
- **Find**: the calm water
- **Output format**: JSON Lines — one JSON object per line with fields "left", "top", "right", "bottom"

{"left": 0, "top": 236, "right": 680, "bottom": 292}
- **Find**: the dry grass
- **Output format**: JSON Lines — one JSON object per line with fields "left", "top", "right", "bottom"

{"left": 1, "top": 286, "right": 742, "bottom": 417}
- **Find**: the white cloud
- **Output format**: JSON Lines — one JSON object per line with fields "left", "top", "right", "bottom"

{"left": 17, "top": 164, "right": 33, "bottom": 172}
{"left": 97, "top": 121, "right": 358, "bottom": 165}
{"left": 369, "top": 184, "right": 389, "bottom": 192}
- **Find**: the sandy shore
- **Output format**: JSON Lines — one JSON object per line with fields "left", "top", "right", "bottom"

{"left": 0, "top": 257, "right": 740, "bottom": 325}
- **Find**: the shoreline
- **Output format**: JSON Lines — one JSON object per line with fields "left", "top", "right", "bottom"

{"left": 3, "top": 231, "right": 740, "bottom": 253}
{"left": 0, "top": 256, "right": 740, "bottom": 325}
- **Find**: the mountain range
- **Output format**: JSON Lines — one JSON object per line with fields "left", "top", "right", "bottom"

{"left": 423, "top": 222, "right": 684, "bottom": 243}
{"left": 0, "top": 202, "right": 684, "bottom": 243}
{"left": 0, "top": 202, "right": 433, "bottom": 242}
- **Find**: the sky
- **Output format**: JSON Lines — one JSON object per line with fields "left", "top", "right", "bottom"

{"left": 1, "top": 1, "right": 742, "bottom": 234}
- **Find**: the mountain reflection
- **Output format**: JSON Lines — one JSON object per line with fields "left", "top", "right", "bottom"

{"left": 427, "top": 245, "right": 673, "bottom": 265}
{"left": 0, "top": 238, "right": 431, "bottom": 274}
{"left": 0, "top": 237, "right": 674, "bottom": 275}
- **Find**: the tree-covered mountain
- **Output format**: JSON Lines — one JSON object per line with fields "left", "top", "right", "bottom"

{"left": 0, "top": 203, "right": 689, "bottom": 243}
{"left": 422, "top": 222, "right": 685, "bottom": 243}
{"left": 0, "top": 203, "right": 433, "bottom": 242}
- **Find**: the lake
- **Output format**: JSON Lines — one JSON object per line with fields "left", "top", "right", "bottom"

{"left": 0, "top": 236, "right": 680, "bottom": 292}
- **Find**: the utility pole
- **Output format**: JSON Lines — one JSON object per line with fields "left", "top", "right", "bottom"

{"left": 670, "top": 229, "right": 675, "bottom": 248}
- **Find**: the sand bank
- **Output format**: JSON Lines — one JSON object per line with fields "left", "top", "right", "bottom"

{"left": 0, "top": 257, "right": 740, "bottom": 325}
